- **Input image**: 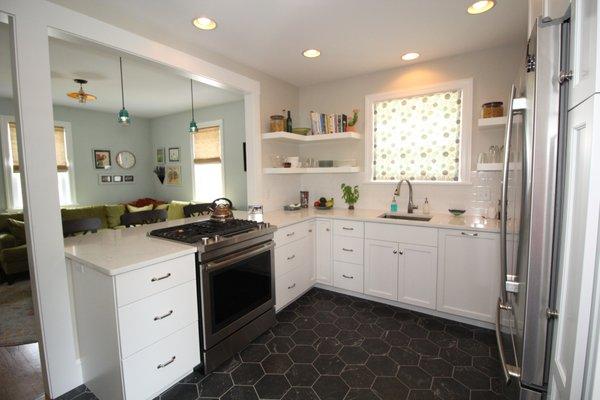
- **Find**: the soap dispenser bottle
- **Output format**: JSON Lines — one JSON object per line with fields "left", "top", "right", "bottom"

{"left": 423, "top": 197, "right": 431, "bottom": 215}
{"left": 390, "top": 196, "right": 398, "bottom": 212}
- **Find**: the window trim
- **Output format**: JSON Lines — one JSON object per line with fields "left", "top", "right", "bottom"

{"left": 0, "top": 115, "right": 77, "bottom": 210}
{"left": 364, "top": 78, "right": 473, "bottom": 185}
{"left": 190, "top": 119, "right": 225, "bottom": 202}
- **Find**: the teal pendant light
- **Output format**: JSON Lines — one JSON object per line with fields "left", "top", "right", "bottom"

{"left": 189, "top": 79, "right": 198, "bottom": 133}
{"left": 117, "top": 57, "right": 131, "bottom": 126}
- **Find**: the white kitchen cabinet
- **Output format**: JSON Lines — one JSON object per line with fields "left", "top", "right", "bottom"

{"left": 307, "top": 221, "right": 316, "bottom": 284}
{"left": 333, "top": 261, "right": 364, "bottom": 293}
{"left": 398, "top": 243, "right": 437, "bottom": 310}
{"left": 436, "top": 229, "right": 500, "bottom": 323}
{"left": 569, "top": 0, "right": 600, "bottom": 109}
{"left": 364, "top": 239, "right": 399, "bottom": 300}
{"left": 315, "top": 219, "right": 333, "bottom": 284}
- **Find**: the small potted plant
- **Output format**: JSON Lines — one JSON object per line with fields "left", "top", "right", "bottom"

{"left": 346, "top": 109, "right": 359, "bottom": 132}
{"left": 341, "top": 183, "right": 359, "bottom": 210}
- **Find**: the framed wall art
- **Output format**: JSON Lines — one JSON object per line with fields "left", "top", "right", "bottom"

{"left": 168, "top": 147, "right": 180, "bottom": 162}
{"left": 93, "top": 149, "right": 111, "bottom": 169}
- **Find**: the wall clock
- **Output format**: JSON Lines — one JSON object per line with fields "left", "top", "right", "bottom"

{"left": 116, "top": 151, "right": 136, "bottom": 169}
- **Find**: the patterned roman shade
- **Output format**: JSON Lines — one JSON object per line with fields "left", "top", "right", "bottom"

{"left": 193, "top": 125, "right": 221, "bottom": 164}
{"left": 9, "top": 122, "right": 69, "bottom": 172}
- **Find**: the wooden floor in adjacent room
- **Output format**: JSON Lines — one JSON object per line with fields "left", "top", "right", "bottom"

{"left": 0, "top": 342, "right": 45, "bottom": 400}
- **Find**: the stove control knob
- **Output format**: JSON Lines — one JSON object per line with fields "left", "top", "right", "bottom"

{"left": 263, "top": 222, "right": 271, "bottom": 228}
{"left": 201, "top": 237, "right": 209, "bottom": 245}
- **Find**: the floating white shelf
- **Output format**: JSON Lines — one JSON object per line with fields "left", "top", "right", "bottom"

{"left": 478, "top": 116, "right": 508, "bottom": 130}
{"left": 263, "top": 166, "right": 360, "bottom": 174}
{"left": 262, "top": 131, "right": 362, "bottom": 143}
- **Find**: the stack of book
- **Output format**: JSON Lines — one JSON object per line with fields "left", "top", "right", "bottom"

{"left": 310, "top": 111, "right": 348, "bottom": 135}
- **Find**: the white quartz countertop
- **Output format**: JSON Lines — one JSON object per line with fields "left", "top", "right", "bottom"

{"left": 64, "top": 209, "right": 499, "bottom": 277}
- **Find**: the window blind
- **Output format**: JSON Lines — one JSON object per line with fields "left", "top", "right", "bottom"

{"left": 193, "top": 125, "right": 221, "bottom": 164}
{"left": 9, "top": 122, "right": 69, "bottom": 172}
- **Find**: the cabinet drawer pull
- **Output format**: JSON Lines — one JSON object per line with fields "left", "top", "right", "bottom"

{"left": 399, "top": 250, "right": 404, "bottom": 255}
{"left": 308, "top": 229, "right": 313, "bottom": 233}
{"left": 342, "top": 227, "right": 354, "bottom": 231}
{"left": 157, "top": 356, "right": 176, "bottom": 369}
{"left": 288, "top": 283, "right": 296, "bottom": 290}
{"left": 153, "top": 310, "right": 174, "bottom": 321}
{"left": 393, "top": 250, "right": 397, "bottom": 254}
{"left": 461, "top": 232, "right": 479, "bottom": 237}
{"left": 287, "top": 254, "right": 296, "bottom": 261}
{"left": 342, "top": 248, "right": 354, "bottom": 252}
{"left": 326, "top": 228, "right": 330, "bottom": 232}
{"left": 342, "top": 274, "right": 354, "bottom": 279}
{"left": 151, "top": 273, "right": 171, "bottom": 282}
{"left": 286, "top": 232, "right": 295, "bottom": 237}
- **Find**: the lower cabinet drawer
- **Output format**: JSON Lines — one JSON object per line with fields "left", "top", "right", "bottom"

{"left": 118, "top": 280, "right": 198, "bottom": 358}
{"left": 276, "top": 266, "right": 310, "bottom": 309}
{"left": 333, "top": 261, "right": 364, "bottom": 293}
{"left": 122, "top": 322, "right": 200, "bottom": 400}
{"left": 333, "top": 236, "right": 364, "bottom": 264}
{"left": 274, "top": 237, "right": 306, "bottom": 278}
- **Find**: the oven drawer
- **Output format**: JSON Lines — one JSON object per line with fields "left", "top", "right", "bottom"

{"left": 333, "top": 220, "right": 364, "bottom": 238}
{"left": 274, "top": 222, "right": 308, "bottom": 248}
{"left": 122, "top": 322, "right": 200, "bottom": 400}
{"left": 118, "top": 280, "right": 198, "bottom": 359}
{"left": 275, "top": 237, "right": 307, "bottom": 277}
{"left": 333, "top": 236, "right": 364, "bottom": 265}
{"left": 276, "top": 266, "right": 310, "bottom": 310}
{"left": 333, "top": 261, "right": 364, "bottom": 293}
{"left": 115, "top": 254, "right": 196, "bottom": 307}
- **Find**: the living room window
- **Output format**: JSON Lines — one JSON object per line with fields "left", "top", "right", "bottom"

{"left": 0, "top": 117, "right": 75, "bottom": 210}
{"left": 191, "top": 120, "right": 224, "bottom": 203}
{"left": 365, "top": 79, "right": 472, "bottom": 183}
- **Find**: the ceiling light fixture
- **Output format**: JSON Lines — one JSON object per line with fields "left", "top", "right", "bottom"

{"left": 401, "top": 52, "right": 420, "bottom": 61}
{"left": 192, "top": 16, "right": 217, "bottom": 30}
{"left": 189, "top": 79, "right": 198, "bottom": 133}
{"left": 302, "top": 49, "right": 321, "bottom": 58}
{"left": 117, "top": 57, "right": 131, "bottom": 126}
{"left": 467, "top": 0, "right": 496, "bottom": 14}
{"left": 67, "top": 79, "right": 97, "bottom": 103}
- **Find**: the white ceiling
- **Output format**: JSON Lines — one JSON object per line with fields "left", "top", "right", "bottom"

{"left": 0, "top": 24, "right": 243, "bottom": 118}
{"left": 48, "top": 0, "right": 528, "bottom": 86}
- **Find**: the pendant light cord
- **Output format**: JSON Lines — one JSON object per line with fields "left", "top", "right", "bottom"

{"left": 190, "top": 79, "right": 195, "bottom": 120}
{"left": 119, "top": 57, "right": 125, "bottom": 109}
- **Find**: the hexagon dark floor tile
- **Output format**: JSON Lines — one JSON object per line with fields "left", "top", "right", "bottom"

{"left": 431, "top": 377, "right": 470, "bottom": 400}
{"left": 289, "top": 345, "right": 319, "bottom": 363}
{"left": 407, "top": 389, "right": 438, "bottom": 400}
{"left": 261, "top": 353, "right": 293, "bottom": 374}
{"left": 313, "top": 354, "right": 345, "bottom": 375}
{"left": 266, "top": 337, "right": 295, "bottom": 353}
{"left": 340, "top": 365, "right": 376, "bottom": 388}
{"left": 409, "top": 339, "right": 440, "bottom": 357}
{"left": 333, "top": 305, "right": 356, "bottom": 318}
{"left": 453, "top": 366, "right": 490, "bottom": 390}
{"left": 445, "top": 325, "right": 474, "bottom": 339}
{"left": 294, "top": 316, "right": 318, "bottom": 330}
{"left": 397, "top": 366, "right": 433, "bottom": 389}
{"left": 419, "top": 358, "right": 454, "bottom": 377}
{"left": 428, "top": 330, "right": 458, "bottom": 348}
{"left": 376, "top": 317, "right": 403, "bottom": 331}
{"left": 314, "top": 311, "right": 337, "bottom": 323}
{"left": 272, "top": 322, "right": 297, "bottom": 337}
{"left": 473, "top": 356, "right": 502, "bottom": 378}
{"left": 372, "top": 305, "right": 395, "bottom": 318}
{"left": 394, "top": 310, "right": 417, "bottom": 322}
{"left": 402, "top": 323, "right": 428, "bottom": 339}
{"left": 313, "top": 375, "right": 350, "bottom": 400}
{"left": 160, "top": 383, "right": 198, "bottom": 400}
{"left": 458, "top": 338, "right": 490, "bottom": 357}
{"left": 296, "top": 305, "right": 318, "bottom": 317}
{"left": 335, "top": 317, "right": 360, "bottom": 330}
{"left": 439, "top": 346, "right": 472, "bottom": 366}
{"left": 285, "top": 363, "right": 319, "bottom": 386}
{"left": 198, "top": 373, "right": 233, "bottom": 398}
{"left": 361, "top": 338, "right": 391, "bottom": 355}
{"left": 276, "top": 310, "right": 298, "bottom": 323}
{"left": 372, "top": 376, "right": 409, "bottom": 400}
{"left": 418, "top": 318, "right": 446, "bottom": 331}
{"left": 366, "top": 355, "right": 399, "bottom": 377}
{"left": 353, "top": 310, "right": 379, "bottom": 324}
{"left": 314, "top": 300, "right": 336, "bottom": 312}
{"left": 231, "top": 363, "right": 265, "bottom": 385}
{"left": 281, "top": 387, "right": 319, "bottom": 400}
{"left": 215, "top": 355, "right": 242, "bottom": 373}
{"left": 389, "top": 347, "right": 420, "bottom": 365}
{"left": 314, "top": 337, "right": 343, "bottom": 354}
{"left": 345, "top": 388, "right": 381, "bottom": 400}
{"left": 291, "top": 329, "right": 318, "bottom": 345}
{"left": 337, "top": 330, "right": 364, "bottom": 346}
{"left": 221, "top": 386, "right": 259, "bottom": 400}
{"left": 339, "top": 346, "right": 369, "bottom": 364}
{"left": 254, "top": 330, "right": 275, "bottom": 345}
{"left": 314, "top": 323, "right": 341, "bottom": 337}
{"left": 383, "top": 330, "right": 410, "bottom": 347}
{"left": 254, "top": 374, "right": 290, "bottom": 399}
{"left": 356, "top": 324, "right": 384, "bottom": 338}
{"left": 241, "top": 344, "right": 270, "bottom": 362}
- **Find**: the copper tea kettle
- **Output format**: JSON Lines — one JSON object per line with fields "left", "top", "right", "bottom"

{"left": 209, "top": 198, "right": 234, "bottom": 222}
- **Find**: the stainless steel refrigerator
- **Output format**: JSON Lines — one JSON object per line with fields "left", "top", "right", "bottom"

{"left": 495, "top": 14, "right": 571, "bottom": 400}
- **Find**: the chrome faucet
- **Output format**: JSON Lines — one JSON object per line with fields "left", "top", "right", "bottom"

{"left": 394, "top": 179, "right": 418, "bottom": 214}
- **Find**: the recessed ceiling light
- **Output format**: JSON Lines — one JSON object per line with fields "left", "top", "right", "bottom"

{"left": 467, "top": 0, "right": 496, "bottom": 14}
{"left": 192, "top": 16, "right": 217, "bottom": 30}
{"left": 302, "top": 49, "right": 321, "bottom": 58}
{"left": 401, "top": 52, "right": 420, "bottom": 61}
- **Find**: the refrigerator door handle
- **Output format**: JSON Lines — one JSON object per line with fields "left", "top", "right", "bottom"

{"left": 495, "top": 298, "right": 522, "bottom": 383}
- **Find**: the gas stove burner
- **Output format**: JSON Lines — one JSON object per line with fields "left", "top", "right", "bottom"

{"left": 149, "top": 218, "right": 261, "bottom": 244}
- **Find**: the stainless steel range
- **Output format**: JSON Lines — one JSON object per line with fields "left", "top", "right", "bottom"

{"left": 149, "top": 218, "right": 277, "bottom": 373}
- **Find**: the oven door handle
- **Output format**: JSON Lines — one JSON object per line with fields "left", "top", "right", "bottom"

{"left": 204, "top": 242, "right": 274, "bottom": 272}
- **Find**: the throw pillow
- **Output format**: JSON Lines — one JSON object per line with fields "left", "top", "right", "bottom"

{"left": 126, "top": 204, "right": 153, "bottom": 213}
{"left": 167, "top": 201, "right": 190, "bottom": 220}
{"left": 6, "top": 218, "right": 26, "bottom": 244}
{"left": 105, "top": 204, "right": 126, "bottom": 228}
{"left": 154, "top": 204, "right": 169, "bottom": 211}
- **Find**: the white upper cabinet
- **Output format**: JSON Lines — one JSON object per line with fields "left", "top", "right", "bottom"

{"left": 529, "top": 0, "right": 571, "bottom": 33}
{"left": 398, "top": 244, "right": 437, "bottom": 310}
{"left": 315, "top": 219, "right": 333, "bottom": 284}
{"left": 364, "top": 239, "right": 399, "bottom": 300}
{"left": 436, "top": 229, "right": 501, "bottom": 323}
{"left": 569, "top": 0, "right": 600, "bottom": 109}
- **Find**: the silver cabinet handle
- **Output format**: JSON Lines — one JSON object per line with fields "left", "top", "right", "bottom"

{"left": 393, "top": 250, "right": 397, "bottom": 254}
{"left": 286, "top": 232, "right": 295, "bottom": 237}
{"left": 151, "top": 273, "right": 171, "bottom": 282}
{"left": 157, "top": 356, "right": 176, "bottom": 369}
{"left": 154, "top": 310, "right": 174, "bottom": 321}
{"left": 288, "top": 283, "right": 296, "bottom": 290}
{"left": 326, "top": 228, "right": 330, "bottom": 232}
{"left": 399, "top": 250, "right": 404, "bottom": 255}
{"left": 342, "top": 227, "right": 354, "bottom": 231}
{"left": 308, "top": 229, "right": 313, "bottom": 233}
{"left": 342, "top": 274, "right": 354, "bottom": 279}
{"left": 287, "top": 254, "right": 296, "bottom": 260}
{"left": 342, "top": 248, "right": 354, "bottom": 252}
{"left": 461, "top": 232, "right": 479, "bottom": 237}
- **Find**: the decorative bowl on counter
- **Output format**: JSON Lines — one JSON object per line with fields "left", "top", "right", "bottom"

{"left": 449, "top": 209, "right": 466, "bottom": 216}
{"left": 314, "top": 205, "right": 333, "bottom": 210}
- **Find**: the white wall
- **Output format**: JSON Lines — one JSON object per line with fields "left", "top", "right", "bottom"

{"left": 295, "top": 44, "right": 523, "bottom": 214}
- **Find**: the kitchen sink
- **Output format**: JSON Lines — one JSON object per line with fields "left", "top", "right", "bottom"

{"left": 378, "top": 213, "right": 433, "bottom": 222}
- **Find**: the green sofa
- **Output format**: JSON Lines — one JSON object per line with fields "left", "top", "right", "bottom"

{"left": 0, "top": 200, "right": 192, "bottom": 284}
